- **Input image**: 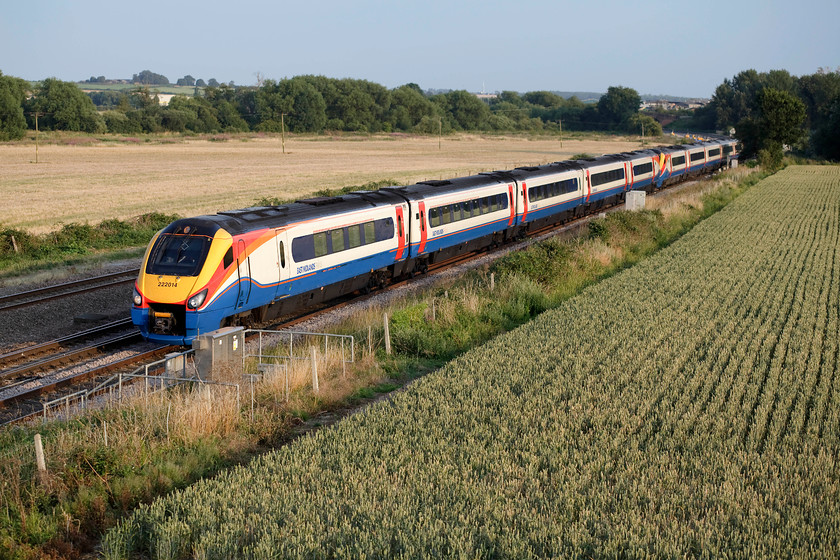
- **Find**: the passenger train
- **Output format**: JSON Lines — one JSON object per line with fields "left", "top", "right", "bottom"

{"left": 132, "top": 138, "right": 738, "bottom": 345}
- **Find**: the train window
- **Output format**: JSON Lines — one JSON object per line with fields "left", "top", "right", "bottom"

{"left": 723, "top": 145, "right": 733, "bottom": 154}
{"left": 633, "top": 162, "right": 653, "bottom": 176}
{"left": 364, "top": 221, "right": 375, "bottom": 244}
{"left": 313, "top": 232, "right": 328, "bottom": 257}
{"left": 279, "top": 241, "right": 286, "bottom": 268}
{"left": 396, "top": 215, "right": 403, "bottom": 238}
{"left": 690, "top": 151, "right": 705, "bottom": 162}
{"left": 347, "top": 225, "right": 361, "bottom": 249}
{"left": 375, "top": 217, "right": 395, "bottom": 242}
{"left": 708, "top": 148, "right": 721, "bottom": 157}
{"left": 146, "top": 234, "right": 211, "bottom": 277}
{"left": 429, "top": 207, "right": 440, "bottom": 227}
{"left": 441, "top": 206, "right": 451, "bottom": 224}
{"left": 481, "top": 197, "right": 490, "bottom": 214}
{"left": 223, "top": 247, "right": 234, "bottom": 269}
{"left": 591, "top": 168, "right": 624, "bottom": 187}
{"left": 672, "top": 155, "right": 686, "bottom": 166}
{"left": 331, "top": 229, "right": 345, "bottom": 253}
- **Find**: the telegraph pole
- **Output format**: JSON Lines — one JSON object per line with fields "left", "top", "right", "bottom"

{"left": 31, "top": 111, "right": 42, "bottom": 163}
{"left": 281, "top": 113, "right": 286, "bottom": 154}
{"left": 559, "top": 118, "right": 563, "bottom": 149}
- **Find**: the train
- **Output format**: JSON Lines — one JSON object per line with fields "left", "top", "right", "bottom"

{"left": 132, "top": 137, "right": 739, "bottom": 345}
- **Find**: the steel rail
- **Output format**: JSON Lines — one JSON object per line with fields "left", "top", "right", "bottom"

{"left": 0, "top": 269, "right": 139, "bottom": 312}
{"left": 0, "top": 318, "right": 135, "bottom": 369}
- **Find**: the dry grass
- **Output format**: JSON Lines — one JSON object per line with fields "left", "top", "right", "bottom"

{"left": 647, "top": 166, "right": 756, "bottom": 218}
{"left": 1, "top": 133, "right": 654, "bottom": 233}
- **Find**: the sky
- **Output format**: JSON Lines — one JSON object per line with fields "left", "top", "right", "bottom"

{"left": 1, "top": 0, "right": 838, "bottom": 99}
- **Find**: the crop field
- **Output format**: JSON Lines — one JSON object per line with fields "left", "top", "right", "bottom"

{"left": 103, "top": 165, "right": 840, "bottom": 558}
{"left": 0, "top": 133, "right": 648, "bottom": 234}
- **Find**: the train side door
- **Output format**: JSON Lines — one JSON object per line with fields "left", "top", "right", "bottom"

{"left": 275, "top": 230, "right": 291, "bottom": 298}
{"left": 235, "top": 239, "right": 251, "bottom": 310}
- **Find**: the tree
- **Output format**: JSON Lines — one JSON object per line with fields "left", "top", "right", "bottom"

{"left": 132, "top": 70, "right": 169, "bottom": 85}
{"left": 26, "top": 78, "right": 104, "bottom": 132}
{"left": 597, "top": 86, "right": 641, "bottom": 129}
{"left": 165, "top": 96, "right": 220, "bottom": 132}
{"left": 736, "top": 88, "right": 805, "bottom": 165}
{"left": 626, "top": 113, "right": 662, "bottom": 137}
{"left": 207, "top": 78, "right": 220, "bottom": 87}
{"left": 176, "top": 75, "right": 196, "bottom": 86}
{"left": 522, "top": 91, "right": 563, "bottom": 108}
{"left": 389, "top": 84, "right": 437, "bottom": 131}
{"left": 433, "top": 90, "right": 490, "bottom": 130}
{"left": 195, "top": 78, "right": 206, "bottom": 87}
{"left": 810, "top": 94, "right": 840, "bottom": 160}
{"left": 256, "top": 78, "right": 327, "bottom": 132}
{"left": 0, "top": 71, "right": 29, "bottom": 140}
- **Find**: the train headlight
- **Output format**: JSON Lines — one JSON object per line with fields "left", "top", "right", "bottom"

{"left": 132, "top": 287, "right": 143, "bottom": 307}
{"left": 187, "top": 289, "right": 208, "bottom": 310}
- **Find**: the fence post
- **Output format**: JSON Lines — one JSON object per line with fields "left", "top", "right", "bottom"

{"left": 384, "top": 313, "right": 391, "bottom": 355}
{"left": 34, "top": 434, "right": 47, "bottom": 484}
{"left": 490, "top": 272, "right": 495, "bottom": 292}
{"left": 103, "top": 421, "right": 108, "bottom": 447}
{"left": 311, "top": 347, "right": 319, "bottom": 393}
{"left": 285, "top": 362, "right": 290, "bottom": 402}
{"left": 341, "top": 337, "right": 346, "bottom": 378}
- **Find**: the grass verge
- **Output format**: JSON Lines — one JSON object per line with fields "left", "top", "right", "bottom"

{"left": 0, "top": 166, "right": 766, "bottom": 559}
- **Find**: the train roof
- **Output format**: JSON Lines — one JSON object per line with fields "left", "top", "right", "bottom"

{"left": 170, "top": 189, "right": 407, "bottom": 236}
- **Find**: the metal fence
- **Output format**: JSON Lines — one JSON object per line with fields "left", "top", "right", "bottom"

{"left": 37, "top": 330, "right": 355, "bottom": 421}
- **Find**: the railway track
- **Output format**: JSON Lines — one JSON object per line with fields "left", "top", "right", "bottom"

{"left": 0, "top": 344, "right": 175, "bottom": 425}
{"left": 0, "top": 268, "right": 139, "bottom": 312}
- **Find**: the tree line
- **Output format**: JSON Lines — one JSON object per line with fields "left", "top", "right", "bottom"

{"left": 691, "top": 68, "right": 840, "bottom": 162}
{"left": 1, "top": 68, "right": 838, "bottom": 161}
{"left": 0, "top": 72, "right": 655, "bottom": 140}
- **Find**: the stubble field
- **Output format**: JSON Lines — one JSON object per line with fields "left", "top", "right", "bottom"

{"left": 0, "top": 133, "right": 649, "bottom": 234}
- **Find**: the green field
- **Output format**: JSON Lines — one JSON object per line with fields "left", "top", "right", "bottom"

{"left": 103, "top": 165, "right": 840, "bottom": 558}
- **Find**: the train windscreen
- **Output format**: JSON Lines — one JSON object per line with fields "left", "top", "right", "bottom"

{"left": 146, "top": 234, "right": 212, "bottom": 277}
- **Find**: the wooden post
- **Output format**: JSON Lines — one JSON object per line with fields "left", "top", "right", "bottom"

{"left": 431, "top": 298, "right": 436, "bottom": 322}
{"left": 281, "top": 113, "right": 286, "bottom": 154}
{"left": 34, "top": 434, "right": 47, "bottom": 483}
{"left": 103, "top": 421, "right": 108, "bottom": 447}
{"left": 10, "top": 235, "right": 19, "bottom": 253}
{"left": 383, "top": 313, "right": 391, "bottom": 355}
{"left": 34, "top": 112, "right": 40, "bottom": 164}
{"left": 490, "top": 272, "right": 495, "bottom": 292}
{"left": 368, "top": 325, "right": 372, "bottom": 355}
{"left": 559, "top": 118, "right": 562, "bottom": 149}
{"left": 311, "top": 347, "right": 319, "bottom": 393}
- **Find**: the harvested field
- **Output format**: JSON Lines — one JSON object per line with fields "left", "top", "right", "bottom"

{"left": 1, "top": 133, "right": 650, "bottom": 233}
{"left": 102, "top": 165, "right": 840, "bottom": 558}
